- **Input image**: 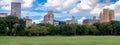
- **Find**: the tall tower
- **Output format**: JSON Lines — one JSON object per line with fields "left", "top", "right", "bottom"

{"left": 11, "top": 2, "right": 21, "bottom": 18}
{"left": 48, "top": 10, "right": 54, "bottom": 23}
{"left": 25, "top": 16, "right": 32, "bottom": 27}
{"left": 100, "top": 8, "right": 115, "bottom": 23}
{"left": 103, "top": 8, "right": 110, "bottom": 22}
{"left": 109, "top": 9, "right": 115, "bottom": 21}
{"left": 93, "top": 16, "right": 96, "bottom": 21}
{"left": 72, "top": 16, "right": 75, "bottom": 20}
{"left": 44, "top": 10, "right": 54, "bottom": 24}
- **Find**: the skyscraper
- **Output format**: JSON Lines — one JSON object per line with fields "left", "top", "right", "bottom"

{"left": 83, "top": 16, "right": 99, "bottom": 25}
{"left": 109, "top": 9, "right": 115, "bottom": 21}
{"left": 44, "top": 10, "right": 54, "bottom": 24}
{"left": 66, "top": 16, "right": 78, "bottom": 24}
{"left": 100, "top": 8, "right": 115, "bottom": 23}
{"left": 25, "top": 16, "right": 32, "bottom": 27}
{"left": 11, "top": 2, "right": 21, "bottom": 18}
{"left": 0, "top": 13, "right": 8, "bottom": 17}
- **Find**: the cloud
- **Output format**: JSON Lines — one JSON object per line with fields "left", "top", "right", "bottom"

{"left": 78, "top": 0, "right": 98, "bottom": 10}
{"left": 0, "top": 0, "right": 34, "bottom": 11}
{"left": 0, "top": 0, "right": 12, "bottom": 5}
{"left": 63, "top": 18, "right": 72, "bottom": 21}
{"left": 1, "top": 0, "right": 120, "bottom": 24}
{"left": 90, "top": 4, "right": 105, "bottom": 15}
{"left": 43, "top": 0, "right": 79, "bottom": 11}
{"left": 22, "top": 0, "right": 34, "bottom": 8}
{"left": 0, "top": 0, "right": 12, "bottom": 10}
{"left": 42, "top": 0, "right": 99, "bottom": 16}
{"left": 1, "top": 5, "right": 11, "bottom": 10}
{"left": 21, "top": 11, "right": 47, "bottom": 17}
{"left": 32, "top": 18, "right": 43, "bottom": 24}
{"left": 36, "top": 0, "right": 120, "bottom": 23}
{"left": 78, "top": 17, "right": 86, "bottom": 24}
{"left": 42, "top": 0, "right": 120, "bottom": 16}
{"left": 101, "top": 0, "right": 120, "bottom": 16}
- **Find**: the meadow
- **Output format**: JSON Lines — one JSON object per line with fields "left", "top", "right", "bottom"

{"left": 0, "top": 36, "right": 120, "bottom": 45}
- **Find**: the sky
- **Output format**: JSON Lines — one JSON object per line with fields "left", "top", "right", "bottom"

{"left": 0, "top": 0, "right": 120, "bottom": 24}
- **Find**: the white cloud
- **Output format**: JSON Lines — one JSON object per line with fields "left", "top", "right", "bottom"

{"left": 63, "top": 18, "right": 72, "bottom": 21}
{"left": 1, "top": 5, "right": 11, "bottom": 10}
{"left": 22, "top": 0, "right": 34, "bottom": 8}
{"left": 0, "top": 0, "right": 34, "bottom": 11}
{"left": 0, "top": 0, "right": 12, "bottom": 5}
{"left": 1, "top": 0, "right": 120, "bottom": 23}
{"left": 70, "top": 7, "right": 80, "bottom": 14}
{"left": 21, "top": 11, "right": 47, "bottom": 17}
{"left": 0, "top": 0, "right": 12, "bottom": 10}
{"left": 78, "top": 17, "right": 86, "bottom": 24}
{"left": 44, "top": 0, "right": 79, "bottom": 11}
{"left": 43, "top": 0, "right": 100, "bottom": 16}
{"left": 101, "top": 0, "right": 120, "bottom": 16}
{"left": 90, "top": 4, "right": 105, "bottom": 15}
{"left": 78, "top": 0, "right": 98, "bottom": 10}
{"left": 32, "top": 18, "right": 43, "bottom": 24}
{"left": 43, "top": 0, "right": 120, "bottom": 17}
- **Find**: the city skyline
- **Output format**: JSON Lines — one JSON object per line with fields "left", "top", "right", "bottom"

{"left": 0, "top": 0, "right": 120, "bottom": 24}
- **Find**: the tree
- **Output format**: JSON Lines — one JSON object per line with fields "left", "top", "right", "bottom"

{"left": 15, "top": 19, "right": 26, "bottom": 36}
{"left": 93, "top": 22, "right": 113, "bottom": 35}
{"left": 110, "top": 21, "right": 120, "bottom": 35}
{"left": 0, "top": 17, "right": 7, "bottom": 35}
{"left": 76, "top": 25, "right": 88, "bottom": 35}
{"left": 5, "top": 16, "right": 19, "bottom": 36}
{"left": 47, "top": 26, "right": 59, "bottom": 35}
{"left": 59, "top": 24, "right": 76, "bottom": 35}
{"left": 28, "top": 26, "right": 48, "bottom": 36}
{"left": 87, "top": 25, "right": 99, "bottom": 35}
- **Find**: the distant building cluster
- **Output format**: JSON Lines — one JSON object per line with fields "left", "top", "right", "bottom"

{"left": 100, "top": 8, "right": 115, "bottom": 23}
{"left": 83, "top": 8, "right": 115, "bottom": 25}
{"left": 0, "top": 13, "right": 8, "bottom": 17}
{"left": 83, "top": 16, "right": 99, "bottom": 25}
{"left": 42, "top": 11, "right": 77, "bottom": 26}
{"left": 0, "top": 2, "right": 116, "bottom": 26}
{"left": 66, "top": 16, "right": 78, "bottom": 24}
{"left": 0, "top": 2, "right": 32, "bottom": 27}
{"left": 11, "top": 2, "right": 21, "bottom": 18}
{"left": 25, "top": 16, "right": 32, "bottom": 27}
{"left": 43, "top": 10, "right": 54, "bottom": 25}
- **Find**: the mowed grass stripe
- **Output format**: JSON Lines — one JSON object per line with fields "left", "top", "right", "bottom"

{"left": 0, "top": 36, "right": 120, "bottom": 45}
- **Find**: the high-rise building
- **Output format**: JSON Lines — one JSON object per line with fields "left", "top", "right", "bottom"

{"left": 25, "top": 16, "right": 32, "bottom": 27}
{"left": 44, "top": 10, "right": 54, "bottom": 24}
{"left": 66, "top": 16, "right": 78, "bottom": 24}
{"left": 83, "top": 16, "right": 99, "bottom": 25}
{"left": 83, "top": 19, "right": 93, "bottom": 25}
{"left": 109, "top": 9, "right": 115, "bottom": 21}
{"left": 11, "top": 2, "right": 21, "bottom": 18}
{"left": 0, "top": 13, "right": 8, "bottom": 17}
{"left": 54, "top": 20, "right": 66, "bottom": 26}
{"left": 100, "top": 8, "right": 115, "bottom": 23}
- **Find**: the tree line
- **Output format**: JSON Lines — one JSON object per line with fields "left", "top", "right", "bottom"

{"left": 0, "top": 16, "right": 120, "bottom": 36}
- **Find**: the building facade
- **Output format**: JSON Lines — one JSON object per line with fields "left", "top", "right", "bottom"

{"left": 100, "top": 8, "right": 115, "bottom": 23}
{"left": 11, "top": 2, "right": 21, "bottom": 18}
{"left": 66, "top": 16, "right": 78, "bottom": 24}
{"left": 44, "top": 10, "right": 54, "bottom": 25}
{"left": 83, "top": 16, "right": 99, "bottom": 25}
{"left": 0, "top": 13, "right": 7, "bottom": 17}
{"left": 43, "top": 10, "right": 66, "bottom": 26}
{"left": 83, "top": 19, "right": 93, "bottom": 25}
{"left": 25, "top": 16, "right": 32, "bottom": 27}
{"left": 54, "top": 20, "right": 66, "bottom": 26}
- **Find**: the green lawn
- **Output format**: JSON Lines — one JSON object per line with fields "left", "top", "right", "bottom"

{"left": 0, "top": 36, "right": 120, "bottom": 45}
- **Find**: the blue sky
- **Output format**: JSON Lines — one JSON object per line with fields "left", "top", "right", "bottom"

{"left": 0, "top": 0, "right": 120, "bottom": 24}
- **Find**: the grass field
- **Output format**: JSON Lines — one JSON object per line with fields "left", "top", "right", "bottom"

{"left": 0, "top": 36, "right": 120, "bottom": 45}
